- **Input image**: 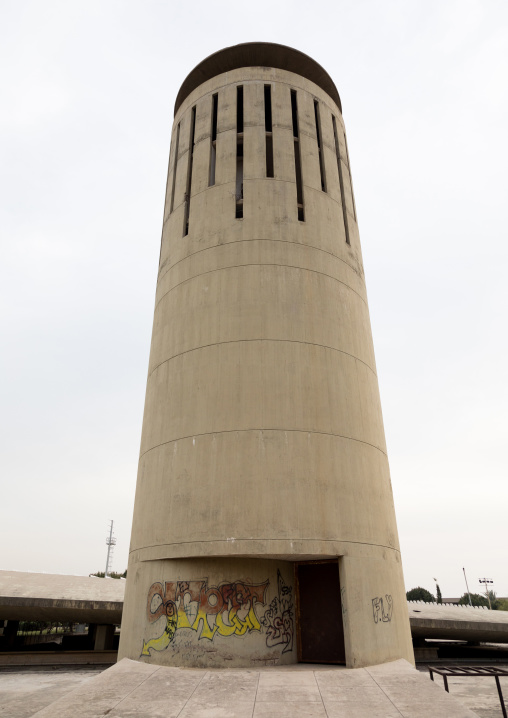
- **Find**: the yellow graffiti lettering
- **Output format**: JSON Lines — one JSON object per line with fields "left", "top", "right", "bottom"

{"left": 140, "top": 614, "right": 178, "bottom": 656}
{"left": 176, "top": 604, "right": 193, "bottom": 629}
{"left": 244, "top": 605, "right": 261, "bottom": 632}
{"left": 142, "top": 578, "right": 271, "bottom": 653}
{"left": 213, "top": 605, "right": 261, "bottom": 637}
{"left": 191, "top": 608, "right": 218, "bottom": 640}
{"left": 215, "top": 610, "right": 237, "bottom": 637}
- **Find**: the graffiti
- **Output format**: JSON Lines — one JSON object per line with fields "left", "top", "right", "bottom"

{"left": 261, "top": 570, "right": 294, "bottom": 654}
{"left": 141, "top": 597, "right": 177, "bottom": 656}
{"left": 141, "top": 578, "right": 268, "bottom": 656}
{"left": 372, "top": 594, "right": 393, "bottom": 623}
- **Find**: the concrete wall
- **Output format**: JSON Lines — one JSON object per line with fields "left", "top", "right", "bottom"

{"left": 119, "top": 557, "right": 296, "bottom": 667}
{"left": 120, "top": 58, "right": 414, "bottom": 669}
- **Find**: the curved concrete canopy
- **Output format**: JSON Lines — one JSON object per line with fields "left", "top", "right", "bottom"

{"left": 0, "top": 570, "right": 125, "bottom": 624}
{"left": 408, "top": 600, "right": 508, "bottom": 643}
{"left": 174, "top": 42, "right": 342, "bottom": 116}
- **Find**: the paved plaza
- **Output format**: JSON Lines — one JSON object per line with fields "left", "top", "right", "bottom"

{"left": 4, "top": 658, "right": 507, "bottom": 717}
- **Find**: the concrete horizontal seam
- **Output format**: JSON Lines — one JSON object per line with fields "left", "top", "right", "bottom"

{"left": 130, "top": 538, "right": 401, "bottom": 556}
{"left": 147, "top": 339, "right": 377, "bottom": 383}
{"left": 166, "top": 175, "right": 355, "bottom": 229}
{"left": 0, "top": 598, "right": 123, "bottom": 608}
{"left": 138, "top": 428, "right": 388, "bottom": 462}
{"left": 302, "top": 181, "right": 357, "bottom": 218}
{"left": 154, "top": 262, "right": 367, "bottom": 314}
{"left": 159, "top": 237, "right": 364, "bottom": 287}
{"left": 163, "top": 180, "right": 235, "bottom": 224}
{"left": 169, "top": 172, "right": 311, "bottom": 216}
{"left": 410, "top": 619, "right": 507, "bottom": 629}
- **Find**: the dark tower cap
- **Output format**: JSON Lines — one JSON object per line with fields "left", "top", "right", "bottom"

{"left": 174, "top": 42, "right": 342, "bottom": 116}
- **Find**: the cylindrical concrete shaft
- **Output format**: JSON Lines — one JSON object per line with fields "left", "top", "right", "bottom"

{"left": 119, "top": 43, "right": 414, "bottom": 669}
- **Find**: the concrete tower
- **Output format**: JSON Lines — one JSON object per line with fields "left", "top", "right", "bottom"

{"left": 119, "top": 43, "right": 414, "bottom": 669}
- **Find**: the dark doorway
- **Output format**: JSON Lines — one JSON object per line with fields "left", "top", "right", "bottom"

{"left": 296, "top": 561, "right": 345, "bottom": 664}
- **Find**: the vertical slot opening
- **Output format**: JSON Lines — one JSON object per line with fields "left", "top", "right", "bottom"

{"left": 236, "top": 86, "right": 244, "bottom": 219}
{"left": 235, "top": 138, "right": 243, "bottom": 218}
{"left": 169, "top": 122, "right": 180, "bottom": 214}
{"left": 265, "top": 134, "right": 274, "bottom": 178}
{"left": 332, "top": 115, "right": 350, "bottom": 245}
{"left": 183, "top": 106, "right": 196, "bottom": 236}
{"left": 264, "top": 85, "right": 274, "bottom": 178}
{"left": 291, "top": 90, "right": 304, "bottom": 222}
{"left": 237, "top": 85, "right": 244, "bottom": 134}
{"left": 314, "top": 100, "right": 326, "bottom": 192}
{"left": 343, "top": 133, "right": 357, "bottom": 221}
{"left": 209, "top": 93, "right": 218, "bottom": 187}
{"left": 264, "top": 85, "right": 273, "bottom": 132}
{"left": 291, "top": 91, "right": 299, "bottom": 138}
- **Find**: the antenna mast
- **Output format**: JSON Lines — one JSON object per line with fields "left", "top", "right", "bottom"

{"left": 105, "top": 520, "right": 116, "bottom": 577}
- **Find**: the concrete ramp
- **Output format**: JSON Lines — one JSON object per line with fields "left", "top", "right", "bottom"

{"left": 30, "top": 657, "right": 478, "bottom": 717}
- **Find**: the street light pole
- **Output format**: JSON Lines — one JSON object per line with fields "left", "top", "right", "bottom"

{"left": 463, "top": 567, "right": 472, "bottom": 606}
{"left": 479, "top": 578, "right": 493, "bottom": 609}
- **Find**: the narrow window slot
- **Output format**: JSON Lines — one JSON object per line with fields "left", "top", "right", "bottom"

{"left": 169, "top": 122, "right": 180, "bottom": 214}
{"left": 291, "top": 90, "right": 304, "bottom": 222}
{"left": 343, "top": 133, "right": 357, "bottom": 221}
{"left": 332, "top": 115, "right": 350, "bottom": 245}
{"left": 291, "top": 91, "right": 299, "bottom": 138}
{"left": 264, "top": 85, "right": 272, "bottom": 132}
{"left": 237, "top": 86, "right": 244, "bottom": 134}
{"left": 314, "top": 100, "right": 327, "bottom": 192}
{"left": 183, "top": 106, "right": 196, "bottom": 236}
{"left": 236, "top": 86, "right": 244, "bottom": 219}
{"left": 265, "top": 134, "right": 274, "bottom": 178}
{"left": 264, "top": 85, "right": 274, "bottom": 178}
{"left": 209, "top": 93, "right": 218, "bottom": 187}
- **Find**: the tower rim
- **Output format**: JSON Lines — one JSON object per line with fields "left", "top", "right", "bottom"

{"left": 174, "top": 41, "right": 342, "bottom": 117}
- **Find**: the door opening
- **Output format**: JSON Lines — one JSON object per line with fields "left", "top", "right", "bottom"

{"left": 296, "top": 560, "right": 345, "bottom": 664}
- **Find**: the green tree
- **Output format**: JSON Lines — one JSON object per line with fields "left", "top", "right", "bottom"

{"left": 436, "top": 584, "right": 442, "bottom": 604}
{"left": 459, "top": 591, "right": 499, "bottom": 609}
{"left": 90, "top": 570, "right": 127, "bottom": 579}
{"left": 496, "top": 598, "right": 508, "bottom": 611}
{"left": 406, "top": 587, "right": 435, "bottom": 602}
{"left": 488, "top": 590, "right": 500, "bottom": 610}
{"left": 458, "top": 592, "right": 489, "bottom": 607}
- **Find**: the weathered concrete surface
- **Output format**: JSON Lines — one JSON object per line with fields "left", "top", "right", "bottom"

{"left": 409, "top": 601, "right": 508, "bottom": 642}
{"left": 18, "top": 658, "right": 478, "bottom": 718}
{"left": 3, "top": 569, "right": 507, "bottom": 653}
{"left": 121, "top": 41, "right": 414, "bottom": 670}
{"left": 0, "top": 667, "right": 103, "bottom": 718}
{"left": 0, "top": 571, "right": 124, "bottom": 623}
{"left": 415, "top": 665, "right": 508, "bottom": 718}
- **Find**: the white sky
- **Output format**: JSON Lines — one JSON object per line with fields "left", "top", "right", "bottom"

{"left": 1, "top": 0, "right": 507, "bottom": 600}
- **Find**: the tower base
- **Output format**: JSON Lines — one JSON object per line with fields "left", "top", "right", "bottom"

{"left": 118, "top": 552, "right": 414, "bottom": 669}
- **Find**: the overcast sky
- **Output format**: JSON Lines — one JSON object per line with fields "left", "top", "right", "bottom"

{"left": 1, "top": 0, "right": 507, "bottom": 600}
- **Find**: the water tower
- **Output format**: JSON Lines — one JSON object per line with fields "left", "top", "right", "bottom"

{"left": 119, "top": 42, "right": 414, "bottom": 669}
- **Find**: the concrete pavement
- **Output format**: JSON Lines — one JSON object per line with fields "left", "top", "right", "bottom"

{"left": 21, "top": 658, "right": 479, "bottom": 718}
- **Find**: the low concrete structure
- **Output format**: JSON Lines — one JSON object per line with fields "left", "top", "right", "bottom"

{"left": 3, "top": 572, "right": 508, "bottom": 653}
{"left": 23, "top": 657, "right": 479, "bottom": 717}
{"left": 0, "top": 570, "right": 124, "bottom": 654}
{"left": 408, "top": 601, "right": 508, "bottom": 643}
{"left": 0, "top": 650, "right": 117, "bottom": 667}
{"left": 0, "top": 571, "right": 124, "bottom": 624}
